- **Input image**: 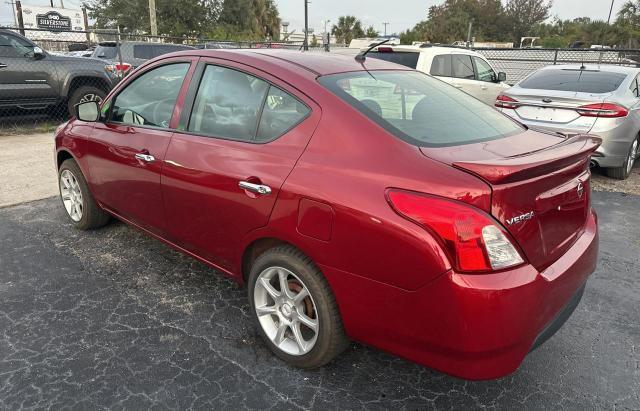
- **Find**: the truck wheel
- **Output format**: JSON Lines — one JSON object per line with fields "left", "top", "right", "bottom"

{"left": 248, "top": 245, "right": 350, "bottom": 369}
{"left": 606, "top": 136, "right": 639, "bottom": 180}
{"left": 67, "top": 86, "right": 105, "bottom": 117}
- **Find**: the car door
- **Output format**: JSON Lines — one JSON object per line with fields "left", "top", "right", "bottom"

{"left": 449, "top": 54, "right": 481, "bottom": 98}
{"left": 0, "top": 31, "right": 59, "bottom": 108}
{"left": 471, "top": 56, "right": 504, "bottom": 105}
{"left": 162, "top": 60, "right": 320, "bottom": 272}
{"left": 86, "top": 57, "right": 196, "bottom": 235}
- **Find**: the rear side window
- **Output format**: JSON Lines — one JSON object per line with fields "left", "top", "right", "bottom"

{"left": 430, "top": 54, "right": 452, "bottom": 77}
{"left": 111, "top": 63, "right": 189, "bottom": 128}
{"left": 367, "top": 51, "right": 419, "bottom": 69}
{"left": 188, "top": 65, "right": 269, "bottom": 141}
{"left": 319, "top": 71, "right": 522, "bottom": 147}
{"left": 519, "top": 69, "right": 628, "bottom": 93}
{"left": 257, "top": 87, "right": 310, "bottom": 142}
{"left": 452, "top": 55, "right": 474, "bottom": 79}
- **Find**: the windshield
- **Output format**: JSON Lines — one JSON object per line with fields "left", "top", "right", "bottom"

{"left": 319, "top": 71, "right": 523, "bottom": 147}
{"left": 519, "top": 69, "right": 627, "bottom": 93}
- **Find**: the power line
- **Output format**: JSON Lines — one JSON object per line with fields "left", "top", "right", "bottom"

{"left": 383, "top": 22, "right": 389, "bottom": 37}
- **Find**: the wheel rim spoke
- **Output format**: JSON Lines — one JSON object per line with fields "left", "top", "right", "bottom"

{"left": 259, "top": 277, "right": 280, "bottom": 299}
{"left": 60, "top": 170, "right": 83, "bottom": 222}
{"left": 278, "top": 269, "right": 293, "bottom": 299}
{"left": 298, "top": 312, "right": 318, "bottom": 332}
{"left": 274, "top": 322, "right": 287, "bottom": 345}
{"left": 256, "top": 304, "right": 277, "bottom": 317}
{"left": 291, "top": 321, "right": 307, "bottom": 353}
{"left": 293, "top": 288, "right": 309, "bottom": 305}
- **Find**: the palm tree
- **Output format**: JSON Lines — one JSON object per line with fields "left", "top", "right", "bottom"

{"left": 618, "top": 0, "right": 640, "bottom": 26}
{"left": 365, "top": 26, "right": 379, "bottom": 38}
{"left": 331, "top": 16, "right": 365, "bottom": 46}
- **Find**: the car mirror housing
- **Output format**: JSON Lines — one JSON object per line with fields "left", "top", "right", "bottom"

{"left": 76, "top": 101, "right": 100, "bottom": 122}
{"left": 497, "top": 72, "right": 507, "bottom": 82}
{"left": 32, "top": 46, "right": 45, "bottom": 60}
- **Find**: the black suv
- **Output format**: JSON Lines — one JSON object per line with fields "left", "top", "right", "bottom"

{"left": 0, "top": 29, "right": 117, "bottom": 117}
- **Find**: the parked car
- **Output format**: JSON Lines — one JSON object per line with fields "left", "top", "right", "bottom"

{"left": 55, "top": 49, "right": 599, "bottom": 380}
{"left": 0, "top": 29, "right": 117, "bottom": 117}
{"left": 91, "top": 41, "right": 195, "bottom": 76}
{"left": 496, "top": 65, "right": 640, "bottom": 179}
{"left": 366, "top": 45, "right": 509, "bottom": 105}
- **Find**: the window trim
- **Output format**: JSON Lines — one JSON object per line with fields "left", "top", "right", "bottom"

{"left": 104, "top": 59, "right": 193, "bottom": 130}
{"left": 179, "top": 61, "right": 312, "bottom": 144}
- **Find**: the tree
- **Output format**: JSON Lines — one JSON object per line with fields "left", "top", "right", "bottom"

{"left": 331, "top": 16, "right": 365, "bottom": 45}
{"left": 504, "top": 0, "right": 553, "bottom": 45}
{"left": 365, "top": 26, "right": 379, "bottom": 38}
{"left": 88, "top": 0, "right": 221, "bottom": 36}
{"left": 311, "top": 34, "right": 318, "bottom": 47}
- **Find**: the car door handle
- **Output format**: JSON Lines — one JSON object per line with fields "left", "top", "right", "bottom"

{"left": 135, "top": 153, "right": 155, "bottom": 162}
{"left": 0, "top": 63, "right": 7, "bottom": 69}
{"left": 239, "top": 181, "right": 272, "bottom": 195}
{"left": 481, "top": 85, "right": 488, "bottom": 90}
{"left": 453, "top": 84, "right": 463, "bottom": 89}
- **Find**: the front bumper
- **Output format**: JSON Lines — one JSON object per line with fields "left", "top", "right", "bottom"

{"left": 323, "top": 208, "right": 598, "bottom": 380}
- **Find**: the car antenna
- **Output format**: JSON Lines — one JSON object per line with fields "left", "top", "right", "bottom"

{"left": 355, "top": 39, "right": 390, "bottom": 62}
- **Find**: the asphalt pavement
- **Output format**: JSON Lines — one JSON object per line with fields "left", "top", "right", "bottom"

{"left": 0, "top": 191, "right": 638, "bottom": 410}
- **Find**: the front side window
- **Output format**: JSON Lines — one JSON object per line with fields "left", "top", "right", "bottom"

{"left": 111, "top": 63, "right": 189, "bottom": 128}
{"left": 0, "top": 33, "right": 33, "bottom": 58}
{"left": 319, "top": 71, "right": 523, "bottom": 147}
{"left": 430, "top": 54, "right": 452, "bottom": 77}
{"left": 452, "top": 54, "right": 474, "bottom": 80}
{"left": 473, "top": 57, "right": 496, "bottom": 82}
{"left": 188, "top": 65, "right": 269, "bottom": 141}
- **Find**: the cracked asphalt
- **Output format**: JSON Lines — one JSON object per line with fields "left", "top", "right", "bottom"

{"left": 0, "top": 191, "right": 638, "bottom": 410}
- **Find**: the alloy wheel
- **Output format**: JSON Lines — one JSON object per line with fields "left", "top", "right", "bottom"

{"left": 253, "top": 266, "right": 319, "bottom": 356}
{"left": 79, "top": 93, "right": 103, "bottom": 104}
{"left": 60, "top": 169, "right": 83, "bottom": 222}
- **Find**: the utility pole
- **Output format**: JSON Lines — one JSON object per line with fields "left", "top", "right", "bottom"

{"left": 466, "top": 20, "right": 473, "bottom": 47}
{"left": 149, "top": 0, "right": 158, "bottom": 37}
{"left": 15, "top": 0, "right": 24, "bottom": 35}
{"left": 607, "top": 0, "right": 615, "bottom": 24}
{"left": 303, "top": 0, "right": 309, "bottom": 51}
{"left": 323, "top": 19, "right": 330, "bottom": 52}
{"left": 59, "top": 0, "right": 64, "bottom": 7}
{"left": 82, "top": 6, "right": 89, "bottom": 41}
{"left": 383, "top": 22, "right": 389, "bottom": 37}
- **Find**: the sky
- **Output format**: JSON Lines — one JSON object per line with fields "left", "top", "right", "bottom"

{"left": 0, "top": 0, "right": 626, "bottom": 34}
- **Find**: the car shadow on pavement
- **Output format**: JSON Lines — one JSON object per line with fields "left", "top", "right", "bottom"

{"left": 0, "top": 193, "right": 638, "bottom": 409}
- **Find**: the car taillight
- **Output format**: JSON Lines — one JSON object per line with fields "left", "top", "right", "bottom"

{"left": 495, "top": 94, "right": 519, "bottom": 109}
{"left": 387, "top": 189, "right": 524, "bottom": 273}
{"left": 377, "top": 46, "right": 393, "bottom": 52}
{"left": 575, "top": 103, "right": 628, "bottom": 118}
{"left": 105, "top": 63, "right": 132, "bottom": 77}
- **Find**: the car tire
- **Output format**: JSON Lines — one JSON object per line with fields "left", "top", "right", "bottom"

{"left": 58, "top": 159, "right": 110, "bottom": 230}
{"left": 606, "top": 135, "right": 639, "bottom": 180}
{"left": 248, "top": 245, "right": 350, "bottom": 369}
{"left": 67, "top": 85, "right": 105, "bottom": 118}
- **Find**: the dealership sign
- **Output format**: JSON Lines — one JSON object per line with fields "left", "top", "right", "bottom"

{"left": 36, "top": 11, "right": 72, "bottom": 31}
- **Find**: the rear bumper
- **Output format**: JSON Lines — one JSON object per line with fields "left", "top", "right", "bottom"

{"left": 500, "top": 109, "right": 635, "bottom": 168}
{"left": 323, "top": 208, "right": 598, "bottom": 380}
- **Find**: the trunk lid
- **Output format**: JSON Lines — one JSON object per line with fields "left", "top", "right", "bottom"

{"left": 420, "top": 130, "right": 601, "bottom": 270}
{"left": 504, "top": 89, "right": 611, "bottom": 132}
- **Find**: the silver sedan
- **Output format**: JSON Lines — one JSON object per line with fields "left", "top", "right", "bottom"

{"left": 496, "top": 64, "right": 640, "bottom": 179}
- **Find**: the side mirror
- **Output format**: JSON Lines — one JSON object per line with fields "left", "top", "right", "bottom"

{"left": 32, "top": 46, "right": 45, "bottom": 60}
{"left": 497, "top": 72, "right": 507, "bottom": 82}
{"left": 76, "top": 101, "right": 99, "bottom": 122}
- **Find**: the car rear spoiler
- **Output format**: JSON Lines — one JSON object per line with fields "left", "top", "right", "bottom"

{"left": 452, "top": 135, "right": 602, "bottom": 184}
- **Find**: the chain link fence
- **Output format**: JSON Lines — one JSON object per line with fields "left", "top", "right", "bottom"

{"left": 3, "top": 25, "right": 640, "bottom": 133}
{"left": 475, "top": 48, "right": 640, "bottom": 85}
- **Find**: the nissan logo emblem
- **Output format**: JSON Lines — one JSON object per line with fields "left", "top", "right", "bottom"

{"left": 577, "top": 181, "right": 584, "bottom": 198}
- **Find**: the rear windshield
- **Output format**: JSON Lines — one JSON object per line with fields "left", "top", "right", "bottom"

{"left": 93, "top": 45, "right": 117, "bottom": 59}
{"left": 133, "top": 44, "right": 191, "bottom": 59}
{"left": 319, "top": 71, "right": 522, "bottom": 147}
{"left": 519, "top": 69, "right": 627, "bottom": 93}
{"left": 367, "top": 51, "right": 420, "bottom": 69}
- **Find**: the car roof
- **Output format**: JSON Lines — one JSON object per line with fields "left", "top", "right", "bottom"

{"left": 164, "top": 49, "right": 414, "bottom": 76}
{"left": 538, "top": 64, "right": 640, "bottom": 75}
{"left": 371, "top": 45, "right": 482, "bottom": 56}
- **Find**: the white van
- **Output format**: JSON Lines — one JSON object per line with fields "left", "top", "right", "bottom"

{"left": 366, "top": 45, "right": 510, "bottom": 105}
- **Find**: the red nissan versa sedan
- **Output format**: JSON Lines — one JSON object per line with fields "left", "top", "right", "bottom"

{"left": 54, "top": 49, "right": 600, "bottom": 380}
